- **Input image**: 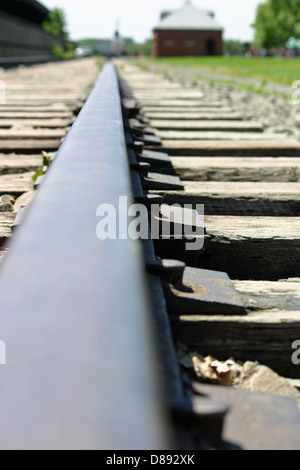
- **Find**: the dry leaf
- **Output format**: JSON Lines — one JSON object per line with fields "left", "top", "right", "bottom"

{"left": 190, "top": 354, "right": 226, "bottom": 384}
{"left": 190, "top": 354, "right": 243, "bottom": 386}
{"left": 210, "top": 360, "right": 233, "bottom": 386}
{"left": 176, "top": 345, "right": 244, "bottom": 388}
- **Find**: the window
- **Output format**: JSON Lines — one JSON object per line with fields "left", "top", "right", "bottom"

{"left": 164, "top": 40, "right": 175, "bottom": 47}
{"left": 184, "top": 40, "right": 196, "bottom": 47}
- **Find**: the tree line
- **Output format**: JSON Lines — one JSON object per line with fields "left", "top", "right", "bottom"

{"left": 44, "top": 2, "right": 300, "bottom": 57}
{"left": 253, "top": 0, "right": 300, "bottom": 50}
{"left": 224, "top": 1, "right": 300, "bottom": 55}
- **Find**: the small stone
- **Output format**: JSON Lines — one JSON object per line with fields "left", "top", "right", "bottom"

{"left": 0, "top": 195, "right": 14, "bottom": 212}
{"left": 238, "top": 361, "right": 300, "bottom": 405}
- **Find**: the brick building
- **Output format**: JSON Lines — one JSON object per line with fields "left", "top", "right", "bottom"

{"left": 152, "top": 1, "right": 223, "bottom": 57}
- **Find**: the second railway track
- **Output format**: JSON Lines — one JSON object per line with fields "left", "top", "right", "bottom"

{"left": 0, "top": 57, "right": 99, "bottom": 260}
{"left": 0, "top": 58, "right": 299, "bottom": 450}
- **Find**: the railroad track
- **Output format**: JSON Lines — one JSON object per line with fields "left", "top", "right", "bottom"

{"left": 0, "top": 57, "right": 99, "bottom": 260}
{"left": 0, "top": 58, "right": 299, "bottom": 450}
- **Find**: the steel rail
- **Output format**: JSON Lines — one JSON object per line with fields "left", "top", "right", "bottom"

{"left": 0, "top": 61, "right": 172, "bottom": 450}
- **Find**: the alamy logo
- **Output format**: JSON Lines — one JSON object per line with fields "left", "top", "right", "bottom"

{"left": 0, "top": 80, "right": 6, "bottom": 105}
{"left": 292, "top": 340, "right": 300, "bottom": 365}
{"left": 96, "top": 197, "right": 205, "bottom": 251}
{"left": 0, "top": 340, "right": 6, "bottom": 365}
{"left": 292, "top": 80, "right": 300, "bottom": 105}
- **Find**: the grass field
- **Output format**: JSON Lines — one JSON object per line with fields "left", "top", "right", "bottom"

{"left": 145, "top": 57, "right": 300, "bottom": 86}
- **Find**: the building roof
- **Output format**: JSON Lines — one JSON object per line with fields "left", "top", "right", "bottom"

{"left": 154, "top": 2, "right": 222, "bottom": 31}
{"left": 0, "top": 0, "right": 49, "bottom": 25}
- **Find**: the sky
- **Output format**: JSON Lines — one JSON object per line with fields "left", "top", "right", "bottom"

{"left": 41, "top": 0, "right": 262, "bottom": 43}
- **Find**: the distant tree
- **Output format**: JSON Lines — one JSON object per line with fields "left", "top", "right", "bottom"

{"left": 224, "top": 40, "right": 245, "bottom": 56}
{"left": 124, "top": 38, "right": 151, "bottom": 56}
{"left": 142, "top": 39, "right": 152, "bottom": 56}
{"left": 253, "top": 0, "right": 300, "bottom": 49}
{"left": 77, "top": 38, "right": 99, "bottom": 49}
{"left": 44, "top": 8, "right": 75, "bottom": 59}
{"left": 43, "top": 8, "right": 69, "bottom": 39}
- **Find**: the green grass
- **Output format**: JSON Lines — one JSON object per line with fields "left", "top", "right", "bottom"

{"left": 96, "top": 56, "right": 107, "bottom": 68}
{"left": 202, "top": 77, "right": 290, "bottom": 100}
{"left": 135, "top": 62, "right": 150, "bottom": 72}
{"left": 144, "top": 56, "right": 300, "bottom": 86}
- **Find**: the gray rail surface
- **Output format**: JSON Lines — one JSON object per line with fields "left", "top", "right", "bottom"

{"left": 0, "top": 62, "right": 172, "bottom": 450}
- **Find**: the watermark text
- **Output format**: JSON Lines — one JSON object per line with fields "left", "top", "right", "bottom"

{"left": 0, "top": 80, "right": 6, "bottom": 105}
{"left": 96, "top": 197, "right": 204, "bottom": 251}
{"left": 292, "top": 80, "right": 300, "bottom": 105}
{"left": 0, "top": 340, "right": 6, "bottom": 365}
{"left": 292, "top": 340, "right": 300, "bottom": 365}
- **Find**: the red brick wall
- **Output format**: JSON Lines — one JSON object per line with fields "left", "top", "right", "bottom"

{"left": 152, "top": 29, "right": 223, "bottom": 57}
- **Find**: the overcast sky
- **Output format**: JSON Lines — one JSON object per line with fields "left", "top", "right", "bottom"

{"left": 42, "top": 0, "right": 262, "bottom": 42}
